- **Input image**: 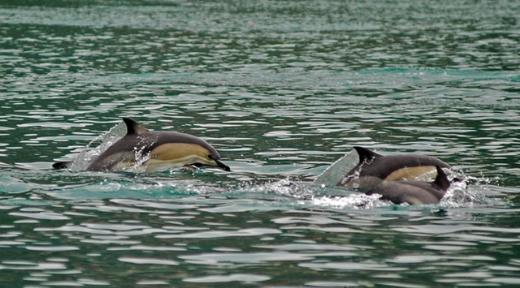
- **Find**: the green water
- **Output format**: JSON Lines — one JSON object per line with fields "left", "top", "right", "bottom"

{"left": 1, "top": 0, "right": 520, "bottom": 287}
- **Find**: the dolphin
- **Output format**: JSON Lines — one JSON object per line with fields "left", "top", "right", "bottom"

{"left": 360, "top": 166, "right": 450, "bottom": 204}
{"left": 340, "top": 146, "right": 450, "bottom": 187}
{"left": 52, "top": 118, "right": 230, "bottom": 172}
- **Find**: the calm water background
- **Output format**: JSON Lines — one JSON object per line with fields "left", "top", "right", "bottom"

{"left": 1, "top": 0, "right": 520, "bottom": 287}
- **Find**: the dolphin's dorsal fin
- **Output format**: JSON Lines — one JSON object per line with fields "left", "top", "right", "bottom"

{"left": 434, "top": 166, "right": 450, "bottom": 190}
{"left": 353, "top": 146, "right": 381, "bottom": 163}
{"left": 122, "top": 118, "right": 149, "bottom": 135}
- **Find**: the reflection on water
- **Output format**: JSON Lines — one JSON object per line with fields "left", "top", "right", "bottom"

{"left": 1, "top": 0, "right": 520, "bottom": 287}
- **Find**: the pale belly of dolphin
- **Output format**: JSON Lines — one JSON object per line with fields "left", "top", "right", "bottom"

{"left": 107, "top": 154, "right": 213, "bottom": 173}
{"left": 143, "top": 154, "right": 212, "bottom": 172}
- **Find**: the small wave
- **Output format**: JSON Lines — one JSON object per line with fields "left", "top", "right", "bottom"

{"left": 44, "top": 174, "right": 223, "bottom": 200}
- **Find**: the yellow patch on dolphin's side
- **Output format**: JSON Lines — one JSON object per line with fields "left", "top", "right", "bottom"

{"left": 385, "top": 165, "right": 436, "bottom": 181}
{"left": 144, "top": 155, "right": 212, "bottom": 172}
{"left": 150, "top": 143, "right": 209, "bottom": 161}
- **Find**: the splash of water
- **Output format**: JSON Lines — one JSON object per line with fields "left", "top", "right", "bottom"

{"left": 69, "top": 122, "right": 127, "bottom": 171}
{"left": 258, "top": 167, "right": 499, "bottom": 210}
{"left": 127, "top": 143, "right": 153, "bottom": 173}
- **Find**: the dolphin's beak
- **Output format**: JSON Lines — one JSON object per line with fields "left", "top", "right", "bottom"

{"left": 206, "top": 153, "right": 231, "bottom": 171}
{"left": 192, "top": 156, "right": 231, "bottom": 172}
{"left": 213, "top": 158, "right": 231, "bottom": 172}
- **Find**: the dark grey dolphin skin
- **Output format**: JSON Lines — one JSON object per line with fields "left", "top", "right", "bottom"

{"left": 361, "top": 166, "right": 450, "bottom": 204}
{"left": 53, "top": 118, "right": 230, "bottom": 172}
{"left": 340, "top": 146, "right": 450, "bottom": 186}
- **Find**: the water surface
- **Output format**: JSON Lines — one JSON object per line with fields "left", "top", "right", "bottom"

{"left": 1, "top": 0, "right": 520, "bottom": 287}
